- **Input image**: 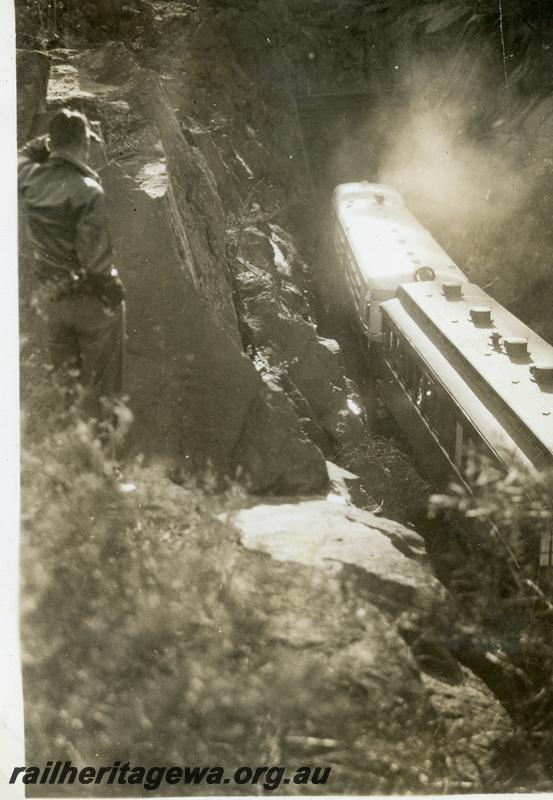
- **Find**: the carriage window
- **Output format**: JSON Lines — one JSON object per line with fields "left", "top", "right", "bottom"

{"left": 420, "top": 376, "right": 431, "bottom": 414}
{"left": 365, "top": 291, "right": 372, "bottom": 323}
{"left": 415, "top": 372, "right": 425, "bottom": 408}
{"left": 383, "top": 326, "right": 391, "bottom": 354}
{"left": 390, "top": 331, "right": 399, "bottom": 360}
{"left": 386, "top": 326, "right": 398, "bottom": 359}
{"left": 393, "top": 336, "right": 404, "bottom": 370}
{"left": 454, "top": 421, "right": 464, "bottom": 468}
{"left": 403, "top": 350, "right": 416, "bottom": 394}
{"left": 540, "top": 527, "right": 553, "bottom": 567}
{"left": 422, "top": 378, "right": 439, "bottom": 430}
{"left": 436, "top": 396, "right": 455, "bottom": 454}
{"left": 397, "top": 342, "right": 410, "bottom": 385}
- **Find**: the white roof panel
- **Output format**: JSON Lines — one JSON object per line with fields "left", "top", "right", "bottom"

{"left": 333, "top": 182, "right": 467, "bottom": 291}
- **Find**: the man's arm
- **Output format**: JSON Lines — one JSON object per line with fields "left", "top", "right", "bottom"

{"left": 75, "top": 185, "right": 116, "bottom": 275}
{"left": 18, "top": 135, "right": 50, "bottom": 191}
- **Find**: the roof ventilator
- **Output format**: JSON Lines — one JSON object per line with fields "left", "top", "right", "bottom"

{"left": 470, "top": 306, "right": 492, "bottom": 325}
{"left": 443, "top": 282, "right": 462, "bottom": 300}
{"left": 415, "top": 266, "right": 435, "bottom": 282}
{"left": 530, "top": 364, "right": 553, "bottom": 384}
{"left": 504, "top": 337, "right": 528, "bottom": 357}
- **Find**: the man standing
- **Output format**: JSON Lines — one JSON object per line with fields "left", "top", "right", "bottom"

{"left": 19, "top": 108, "right": 125, "bottom": 415}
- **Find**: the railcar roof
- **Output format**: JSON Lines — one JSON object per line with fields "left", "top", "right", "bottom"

{"left": 398, "top": 281, "right": 553, "bottom": 458}
{"left": 332, "top": 182, "right": 466, "bottom": 291}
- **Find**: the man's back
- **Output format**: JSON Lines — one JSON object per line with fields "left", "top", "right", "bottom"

{"left": 19, "top": 149, "right": 113, "bottom": 278}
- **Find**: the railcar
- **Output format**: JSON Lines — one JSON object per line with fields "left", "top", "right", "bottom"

{"left": 331, "top": 181, "right": 467, "bottom": 348}
{"left": 331, "top": 182, "right": 553, "bottom": 569}
{"left": 380, "top": 280, "right": 553, "bottom": 567}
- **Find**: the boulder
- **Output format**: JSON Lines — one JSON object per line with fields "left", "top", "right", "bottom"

{"left": 234, "top": 499, "right": 515, "bottom": 792}
{"left": 235, "top": 266, "right": 365, "bottom": 450}
{"left": 74, "top": 41, "right": 139, "bottom": 85}
{"left": 420, "top": 668, "right": 512, "bottom": 791}
{"left": 233, "top": 381, "right": 328, "bottom": 494}
{"left": 260, "top": 563, "right": 431, "bottom": 754}
{"left": 234, "top": 498, "right": 445, "bottom": 610}
{"left": 235, "top": 226, "right": 276, "bottom": 274}
{"left": 16, "top": 50, "right": 50, "bottom": 144}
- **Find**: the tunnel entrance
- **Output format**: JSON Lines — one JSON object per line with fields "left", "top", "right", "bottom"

{"left": 294, "top": 92, "right": 377, "bottom": 194}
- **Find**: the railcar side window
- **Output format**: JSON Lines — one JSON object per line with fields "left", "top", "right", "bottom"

{"left": 454, "top": 421, "right": 464, "bottom": 468}
{"left": 397, "top": 342, "right": 410, "bottom": 385}
{"left": 383, "top": 327, "right": 390, "bottom": 354}
{"left": 365, "top": 295, "right": 372, "bottom": 324}
{"left": 419, "top": 376, "right": 433, "bottom": 419}
{"left": 385, "top": 326, "right": 418, "bottom": 396}
{"left": 403, "top": 350, "right": 416, "bottom": 394}
{"left": 540, "top": 527, "right": 553, "bottom": 567}
{"left": 389, "top": 330, "right": 399, "bottom": 362}
{"left": 414, "top": 372, "right": 423, "bottom": 407}
{"left": 436, "top": 398, "right": 455, "bottom": 454}
{"left": 413, "top": 369, "right": 427, "bottom": 409}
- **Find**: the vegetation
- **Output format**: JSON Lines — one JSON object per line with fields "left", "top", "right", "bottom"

{"left": 21, "top": 365, "right": 289, "bottom": 793}
{"left": 337, "top": 432, "right": 431, "bottom": 525}
{"left": 428, "top": 466, "right": 553, "bottom": 789}
{"left": 14, "top": 0, "right": 145, "bottom": 48}
{"left": 19, "top": 367, "right": 429, "bottom": 795}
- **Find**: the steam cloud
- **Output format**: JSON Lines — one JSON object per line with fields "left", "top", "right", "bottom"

{"left": 328, "top": 48, "right": 553, "bottom": 324}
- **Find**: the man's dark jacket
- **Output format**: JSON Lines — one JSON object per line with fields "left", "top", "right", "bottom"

{"left": 18, "top": 146, "right": 114, "bottom": 278}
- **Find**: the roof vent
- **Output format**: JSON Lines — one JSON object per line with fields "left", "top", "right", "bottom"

{"left": 530, "top": 363, "right": 553, "bottom": 383}
{"left": 470, "top": 306, "right": 492, "bottom": 325}
{"left": 415, "top": 266, "right": 435, "bottom": 282}
{"left": 443, "top": 282, "right": 462, "bottom": 300}
{"left": 504, "top": 337, "right": 528, "bottom": 357}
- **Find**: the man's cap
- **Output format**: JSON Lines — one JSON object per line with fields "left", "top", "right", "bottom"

{"left": 48, "top": 108, "right": 101, "bottom": 149}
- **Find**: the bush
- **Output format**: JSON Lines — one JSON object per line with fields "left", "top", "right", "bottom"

{"left": 337, "top": 433, "right": 430, "bottom": 525}
{"left": 15, "top": 0, "right": 128, "bottom": 49}
{"left": 428, "top": 465, "right": 553, "bottom": 787}
{"left": 21, "top": 370, "right": 280, "bottom": 787}
{"left": 20, "top": 368, "right": 353, "bottom": 794}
